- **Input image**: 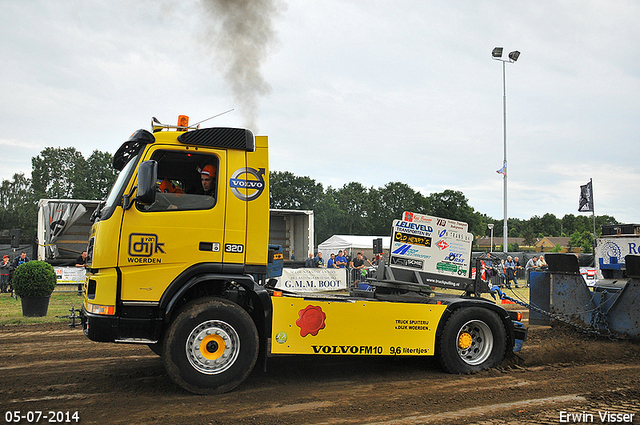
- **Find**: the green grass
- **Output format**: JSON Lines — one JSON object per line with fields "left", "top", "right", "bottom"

{"left": 0, "top": 290, "right": 84, "bottom": 326}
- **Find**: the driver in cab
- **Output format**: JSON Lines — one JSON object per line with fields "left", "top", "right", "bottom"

{"left": 199, "top": 164, "right": 216, "bottom": 197}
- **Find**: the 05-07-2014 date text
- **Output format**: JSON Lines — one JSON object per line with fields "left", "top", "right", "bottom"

{"left": 4, "top": 411, "right": 80, "bottom": 424}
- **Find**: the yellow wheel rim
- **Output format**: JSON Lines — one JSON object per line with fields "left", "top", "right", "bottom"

{"left": 200, "top": 334, "right": 225, "bottom": 360}
{"left": 458, "top": 332, "right": 473, "bottom": 349}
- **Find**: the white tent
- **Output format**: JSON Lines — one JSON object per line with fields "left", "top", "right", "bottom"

{"left": 317, "top": 235, "right": 391, "bottom": 256}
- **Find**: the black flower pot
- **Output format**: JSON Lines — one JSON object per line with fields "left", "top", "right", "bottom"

{"left": 20, "top": 296, "right": 51, "bottom": 317}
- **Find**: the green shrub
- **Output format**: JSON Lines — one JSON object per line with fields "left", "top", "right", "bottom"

{"left": 12, "top": 261, "right": 57, "bottom": 298}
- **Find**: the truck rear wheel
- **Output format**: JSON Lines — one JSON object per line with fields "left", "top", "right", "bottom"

{"left": 162, "top": 297, "right": 259, "bottom": 394}
{"left": 437, "top": 307, "right": 506, "bottom": 373}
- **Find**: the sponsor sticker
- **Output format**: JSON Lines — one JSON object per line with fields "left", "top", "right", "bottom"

{"left": 128, "top": 233, "right": 165, "bottom": 257}
{"left": 394, "top": 231, "right": 431, "bottom": 247}
{"left": 296, "top": 305, "right": 326, "bottom": 337}
{"left": 402, "top": 211, "right": 468, "bottom": 232}
{"left": 390, "top": 256, "right": 424, "bottom": 269}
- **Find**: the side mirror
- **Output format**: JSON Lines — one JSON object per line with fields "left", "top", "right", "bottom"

{"left": 136, "top": 160, "right": 157, "bottom": 205}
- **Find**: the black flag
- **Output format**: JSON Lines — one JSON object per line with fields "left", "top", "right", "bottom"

{"left": 578, "top": 180, "right": 594, "bottom": 212}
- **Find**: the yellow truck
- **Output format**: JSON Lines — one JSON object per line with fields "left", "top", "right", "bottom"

{"left": 82, "top": 116, "right": 526, "bottom": 394}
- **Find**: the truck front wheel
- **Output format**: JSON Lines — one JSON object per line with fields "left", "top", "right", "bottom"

{"left": 437, "top": 307, "right": 506, "bottom": 373}
{"left": 162, "top": 297, "right": 259, "bottom": 394}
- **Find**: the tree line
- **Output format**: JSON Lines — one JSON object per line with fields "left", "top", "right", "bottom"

{"left": 270, "top": 171, "right": 618, "bottom": 252}
{"left": 0, "top": 149, "right": 618, "bottom": 252}
{"left": 0, "top": 147, "right": 118, "bottom": 243}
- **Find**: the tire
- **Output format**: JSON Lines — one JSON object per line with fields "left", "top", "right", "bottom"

{"left": 437, "top": 307, "right": 506, "bottom": 373}
{"left": 162, "top": 297, "right": 259, "bottom": 394}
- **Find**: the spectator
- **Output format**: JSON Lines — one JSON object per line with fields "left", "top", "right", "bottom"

{"left": 313, "top": 252, "right": 325, "bottom": 268}
{"left": 513, "top": 256, "right": 523, "bottom": 288}
{"left": 343, "top": 249, "right": 351, "bottom": 267}
{"left": 360, "top": 251, "right": 373, "bottom": 267}
{"left": 335, "top": 250, "right": 347, "bottom": 268}
{"left": 304, "top": 253, "right": 314, "bottom": 268}
{"left": 538, "top": 255, "right": 548, "bottom": 269}
{"left": 327, "top": 253, "right": 339, "bottom": 268}
{"left": 13, "top": 251, "right": 30, "bottom": 269}
{"left": 496, "top": 258, "right": 506, "bottom": 287}
{"left": 480, "top": 253, "right": 493, "bottom": 281}
{"left": 525, "top": 255, "right": 539, "bottom": 287}
{"left": 351, "top": 252, "right": 366, "bottom": 286}
{"left": 504, "top": 255, "right": 518, "bottom": 289}
{"left": 75, "top": 251, "right": 87, "bottom": 267}
{"left": 525, "top": 255, "right": 539, "bottom": 272}
{"left": 1, "top": 255, "right": 12, "bottom": 293}
{"left": 74, "top": 250, "right": 88, "bottom": 294}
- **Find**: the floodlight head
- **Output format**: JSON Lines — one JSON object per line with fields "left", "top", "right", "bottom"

{"left": 508, "top": 50, "right": 520, "bottom": 62}
{"left": 488, "top": 223, "right": 494, "bottom": 230}
{"left": 492, "top": 47, "right": 503, "bottom": 58}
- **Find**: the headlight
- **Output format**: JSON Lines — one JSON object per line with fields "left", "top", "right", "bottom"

{"left": 87, "top": 303, "right": 115, "bottom": 315}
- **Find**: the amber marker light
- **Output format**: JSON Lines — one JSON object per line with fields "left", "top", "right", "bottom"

{"left": 177, "top": 115, "right": 189, "bottom": 128}
{"left": 273, "top": 291, "right": 283, "bottom": 297}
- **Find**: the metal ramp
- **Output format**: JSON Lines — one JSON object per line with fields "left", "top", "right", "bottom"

{"left": 541, "top": 253, "right": 640, "bottom": 339}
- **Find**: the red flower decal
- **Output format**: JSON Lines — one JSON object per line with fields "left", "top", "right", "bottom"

{"left": 296, "top": 305, "right": 326, "bottom": 337}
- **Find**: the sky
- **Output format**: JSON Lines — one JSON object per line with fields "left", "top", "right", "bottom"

{"left": 2, "top": 0, "right": 639, "bottom": 228}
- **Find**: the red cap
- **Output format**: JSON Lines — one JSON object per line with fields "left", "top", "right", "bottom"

{"left": 201, "top": 165, "right": 216, "bottom": 176}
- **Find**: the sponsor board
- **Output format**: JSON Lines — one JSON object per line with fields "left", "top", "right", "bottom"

{"left": 390, "top": 216, "right": 472, "bottom": 277}
{"left": 275, "top": 268, "right": 348, "bottom": 292}
{"left": 54, "top": 267, "right": 86, "bottom": 284}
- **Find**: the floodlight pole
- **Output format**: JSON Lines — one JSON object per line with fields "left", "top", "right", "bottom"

{"left": 488, "top": 223, "right": 494, "bottom": 252}
{"left": 492, "top": 48, "right": 519, "bottom": 253}
{"left": 501, "top": 59, "right": 508, "bottom": 254}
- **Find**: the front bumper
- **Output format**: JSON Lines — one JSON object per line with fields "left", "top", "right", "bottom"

{"left": 82, "top": 306, "right": 163, "bottom": 343}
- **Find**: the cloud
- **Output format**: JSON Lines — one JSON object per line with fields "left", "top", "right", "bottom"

{"left": 1, "top": 0, "right": 639, "bottom": 225}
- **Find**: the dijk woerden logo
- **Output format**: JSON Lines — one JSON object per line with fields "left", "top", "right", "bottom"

{"left": 129, "top": 233, "right": 165, "bottom": 257}
{"left": 229, "top": 167, "right": 266, "bottom": 201}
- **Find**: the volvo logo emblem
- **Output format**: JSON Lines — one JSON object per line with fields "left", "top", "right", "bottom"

{"left": 229, "top": 167, "right": 266, "bottom": 201}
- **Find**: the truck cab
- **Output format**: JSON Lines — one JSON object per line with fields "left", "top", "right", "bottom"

{"left": 83, "top": 120, "right": 272, "bottom": 361}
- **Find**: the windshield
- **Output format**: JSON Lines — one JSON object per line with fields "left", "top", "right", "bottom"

{"left": 99, "top": 154, "right": 140, "bottom": 221}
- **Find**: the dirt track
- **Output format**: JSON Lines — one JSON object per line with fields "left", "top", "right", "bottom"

{"left": 0, "top": 321, "right": 639, "bottom": 424}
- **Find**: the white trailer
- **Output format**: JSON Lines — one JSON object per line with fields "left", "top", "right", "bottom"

{"left": 268, "top": 209, "right": 314, "bottom": 262}
{"left": 37, "top": 199, "right": 102, "bottom": 265}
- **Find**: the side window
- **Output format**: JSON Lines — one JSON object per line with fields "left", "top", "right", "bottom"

{"left": 141, "top": 150, "right": 219, "bottom": 212}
